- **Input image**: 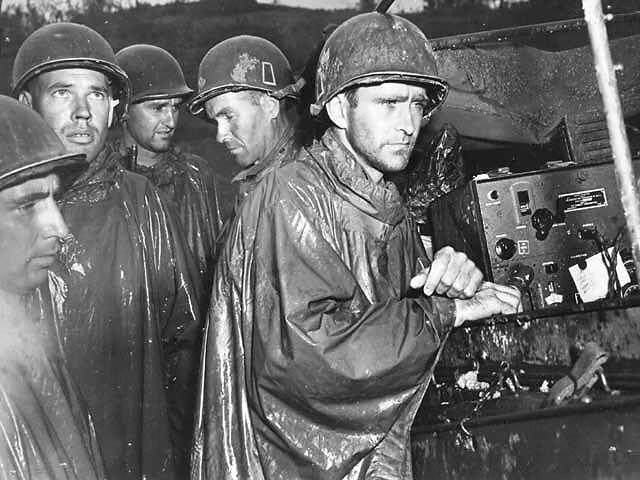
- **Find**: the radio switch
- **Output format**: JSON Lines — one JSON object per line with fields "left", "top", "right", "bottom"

{"left": 517, "top": 190, "right": 532, "bottom": 215}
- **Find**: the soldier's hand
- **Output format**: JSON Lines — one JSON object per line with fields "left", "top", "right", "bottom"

{"left": 453, "top": 282, "right": 522, "bottom": 327}
{"left": 409, "top": 246, "right": 483, "bottom": 299}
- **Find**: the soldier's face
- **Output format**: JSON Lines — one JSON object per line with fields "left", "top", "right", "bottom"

{"left": 124, "top": 98, "right": 181, "bottom": 154}
{"left": 22, "top": 69, "right": 113, "bottom": 165}
{"left": 342, "top": 82, "right": 429, "bottom": 176}
{"left": 204, "top": 91, "right": 273, "bottom": 169}
{"left": 0, "top": 174, "right": 68, "bottom": 295}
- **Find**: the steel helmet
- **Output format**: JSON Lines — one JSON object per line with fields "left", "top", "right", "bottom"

{"left": 116, "top": 44, "right": 193, "bottom": 104}
{"left": 188, "top": 35, "right": 298, "bottom": 118}
{"left": 310, "top": 12, "right": 448, "bottom": 116}
{"left": 11, "top": 22, "right": 130, "bottom": 109}
{"left": 0, "top": 95, "right": 87, "bottom": 191}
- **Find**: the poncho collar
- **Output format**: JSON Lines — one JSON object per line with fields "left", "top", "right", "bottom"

{"left": 112, "top": 141, "right": 185, "bottom": 188}
{"left": 60, "top": 147, "right": 122, "bottom": 205}
{"left": 231, "top": 124, "right": 297, "bottom": 186}
{"left": 312, "top": 129, "right": 406, "bottom": 225}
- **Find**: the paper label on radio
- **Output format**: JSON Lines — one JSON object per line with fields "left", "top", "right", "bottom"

{"left": 517, "top": 240, "right": 529, "bottom": 255}
{"left": 568, "top": 247, "right": 630, "bottom": 302}
{"left": 558, "top": 188, "right": 607, "bottom": 213}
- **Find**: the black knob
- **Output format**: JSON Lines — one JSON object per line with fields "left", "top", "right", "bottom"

{"left": 495, "top": 238, "right": 517, "bottom": 260}
{"left": 507, "top": 264, "right": 534, "bottom": 291}
{"left": 531, "top": 208, "right": 555, "bottom": 240}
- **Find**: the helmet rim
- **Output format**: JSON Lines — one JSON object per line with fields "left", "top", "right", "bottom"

{"left": 131, "top": 87, "right": 194, "bottom": 105}
{"left": 310, "top": 71, "right": 448, "bottom": 116}
{"left": 0, "top": 153, "right": 88, "bottom": 191}
{"left": 188, "top": 84, "right": 299, "bottom": 118}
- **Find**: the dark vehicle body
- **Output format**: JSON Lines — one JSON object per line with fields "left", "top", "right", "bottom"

{"left": 410, "top": 15, "right": 640, "bottom": 480}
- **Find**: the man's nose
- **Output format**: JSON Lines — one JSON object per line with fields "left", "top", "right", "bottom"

{"left": 42, "top": 197, "right": 70, "bottom": 240}
{"left": 216, "top": 121, "right": 230, "bottom": 144}
{"left": 396, "top": 104, "right": 416, "bottom": 137}
{"left": 72, "top": 95, "right": 91, "bottom": 120}
{"left": 163, "top": 109, "right": 178, "bottom": 129}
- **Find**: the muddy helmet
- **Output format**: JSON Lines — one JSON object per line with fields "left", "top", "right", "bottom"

{"left": 310, "top": 12, "right": 448, "bottom": 116}
{"left": 0, "top": 95, "right": 87, "bottom": 191}
{"left": 11, "top": 22, "right": 130, "bottom": 109}
{"left": 116, "top": 44, "right": 193, "bottom": 104}
{"left": 188, "top": 35, "right": 298, "bottom": 118}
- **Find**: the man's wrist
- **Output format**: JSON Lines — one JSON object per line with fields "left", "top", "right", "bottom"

{"left": 453, "top": 298, "right": 464, "bottom": 328}
{"left": 425, "top": 296, "right": 457, "bottom": 336}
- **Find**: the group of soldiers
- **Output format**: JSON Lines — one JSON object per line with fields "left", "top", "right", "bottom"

{"left": 0, "top": 9, "right": 522, "bottom": 480}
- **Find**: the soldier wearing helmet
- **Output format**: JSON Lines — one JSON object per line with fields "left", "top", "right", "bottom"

{"left": 189, "top": 35, "right": 305, "bottom": 205}
{"left": 115, "top": 44, "right": 225, "bottom": 297}
{"left": 12, "top": 23, "right": 203, "bottom": 480}
{"left": 193, "top": 12, "right": 521, "bottom": 480}
{"left": 0, "top": 95, "right": 107, "bottom": 479}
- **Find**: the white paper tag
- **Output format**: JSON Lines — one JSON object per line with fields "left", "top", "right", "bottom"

{"left": 569, "top": 248, "right": 630, "bottom": 303}
{"left": 544, "top": 292, "right": 564, "bottom": 305}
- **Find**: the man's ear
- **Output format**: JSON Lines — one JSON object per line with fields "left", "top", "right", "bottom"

{"left": 18, "top": 90, "right": 33, "bottom": 108}
{"left": 325, "top": 93, "right": 349, "bottom": 130}
{"left": 260, "top": 94, "right": 281, "bottom": 121}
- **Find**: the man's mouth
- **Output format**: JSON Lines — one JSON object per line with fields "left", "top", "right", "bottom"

{"left": 224, "top": 143, "right": 242, "bottom": 154}
{"left": 66, "top": 130, "right": 95, "bottom": 145}
{"left": 29, "top": 254, "right": 57, "bottom": 267}
{"left": 388, "top": 142, "right": 411, "bottom": 150}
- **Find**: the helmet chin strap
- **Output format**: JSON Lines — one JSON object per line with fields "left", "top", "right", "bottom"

{"left": 108, "top": 98, "right": 120, "bottom": 128}
{"left": 271, "top": 77, "right": 305, "bottom": 101}
{"left": 375, "top": 0, "right": 395, "bottom": 13}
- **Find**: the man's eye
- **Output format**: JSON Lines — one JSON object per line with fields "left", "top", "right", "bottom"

{"left": 51, "top": 89, "right": 70, "bottom": 98}
{"left": 89, "top": 91, "right": 107, "bottom": 100}
{"left": 17, "top": 202, "right": 36, "bottom": 213}
{"left": 412, "top": 102, "right": 428, "bottom": 112}
{"left": 160, "top": 105, "right": 178, "bottom": 114}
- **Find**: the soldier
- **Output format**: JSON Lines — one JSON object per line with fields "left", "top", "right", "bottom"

{"left": 12, "top": 23, "right": 202, "bottom": 480}
{"left": 192, "top": 12, "right": 521, "bottom": 480}
{"left": 115, "top": 43, "right": 225, "bottom": 292}
{"left": 0, "top": 95, "right": 105, "bottom": 479}
{"left": 188, "top": 35, "right": 305, "bottom": 207}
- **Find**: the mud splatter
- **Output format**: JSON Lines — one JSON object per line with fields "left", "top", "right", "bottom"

{"left": 231, "top": 53, "right": 259, "bottom": 83}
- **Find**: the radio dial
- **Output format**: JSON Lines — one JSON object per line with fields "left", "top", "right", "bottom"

{"left": 495, "top": 238, "right": 517, "bottom": 260}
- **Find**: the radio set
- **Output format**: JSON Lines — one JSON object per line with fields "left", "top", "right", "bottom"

{"left": 428, "top": 161, "right": 637, "bottom": 311}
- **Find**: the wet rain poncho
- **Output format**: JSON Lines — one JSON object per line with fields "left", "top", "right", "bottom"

{"left": 0, "top": 299, "right": 105, "bottom": 480}
{"left": 46, "top": 148, "right": 203, "bottom": 480}
{"left": 117, "top": 144, "right": 225, "bottom": 292}
{"left": 192, "top": 129, "right": 457, "bottom": 479}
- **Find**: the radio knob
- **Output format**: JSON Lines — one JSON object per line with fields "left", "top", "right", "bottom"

{"left": 507, "top": 263, "right": 534, "bottom": 290}
{"left": 531, "top": 208, "right": 555, "bottom": 240}
{"left": 495, "top": 238, "right": 517, "bottom": 260}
